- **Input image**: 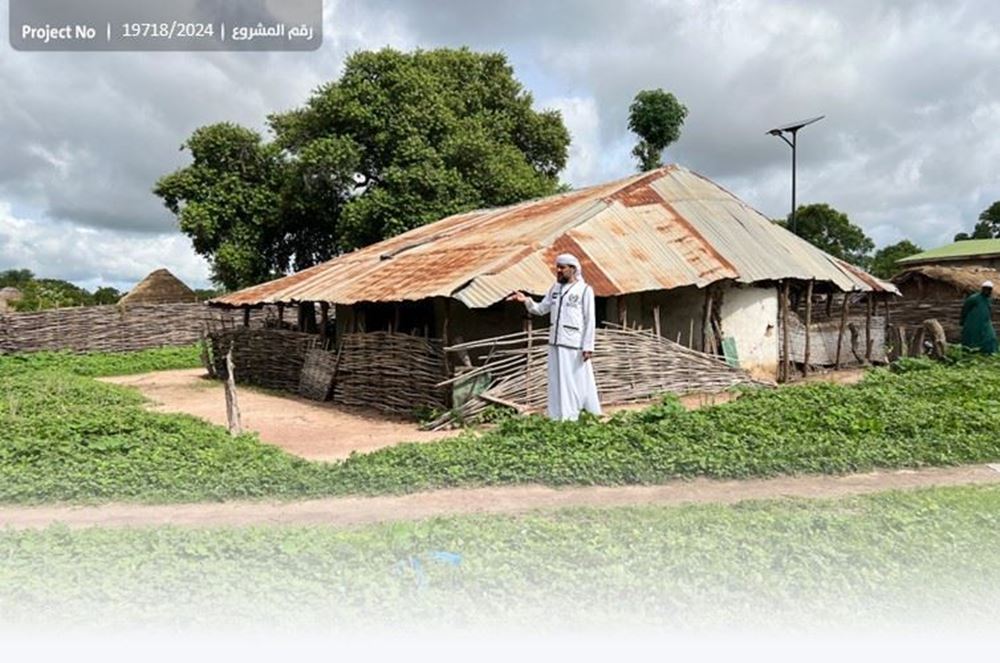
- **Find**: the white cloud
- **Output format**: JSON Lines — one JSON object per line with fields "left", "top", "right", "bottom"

{"left": 542, "top": 95, "right": 634, "bottom": 187}
{"left": 3, "top": 0, "right": 1000, "bottom": 290}
{"left": 0, "top": 202, "right": 211, "bottom": 291}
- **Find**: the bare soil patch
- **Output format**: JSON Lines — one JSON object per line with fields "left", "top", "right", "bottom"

{"left": 101, "top": 369, "right": 460, "bottom": 461}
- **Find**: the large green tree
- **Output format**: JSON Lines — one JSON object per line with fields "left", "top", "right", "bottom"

{"left": 779, "top": 203, "right": 875, "bottom": 268}
{"left": 870, "top": 239, "right": 922, "bottom": 279}
{"left": 627, "top": 89, "right": 688, "bottom": 172}
{"left": 954, "top": 201, "right": 1000, "bottom": 241}
{"left": 155, "top": 48, "right": 571, "bottom": 290}
{"left": 154, "top": 123, "right": 286, "bottom": 290}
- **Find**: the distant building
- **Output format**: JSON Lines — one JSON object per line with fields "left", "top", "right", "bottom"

{"left": 0, "top": 287, "right": 23, "bottom": 313}
{"left": 119, "top": 269, "right": 198, "bottom": 305}
{"left": 893, "top": 239, "right": 1000, "bottom": 300}
{"left": 891, "top": 240, "right": 1000, "bottom": 341}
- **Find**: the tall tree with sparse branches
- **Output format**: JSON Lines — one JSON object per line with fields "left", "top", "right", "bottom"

{"left": 627, "top": 89, "right": 688, "bottom": 172}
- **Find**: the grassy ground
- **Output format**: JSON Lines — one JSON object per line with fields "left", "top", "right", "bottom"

{"left": 2, "top": 485, "right": 998, "bottom": 631}
{"left": 1, "top": 349, "right": 999, "bottom": 503}
{"left": 0, "top": 345, "right": 202, "bottom": 377}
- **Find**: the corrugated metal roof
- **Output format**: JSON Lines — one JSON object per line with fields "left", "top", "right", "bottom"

{"left": 896, "top": 239, "right": 1000, "bottom": 265}
{"left": 214, "top": 165, "right": 897, "bottom": 308}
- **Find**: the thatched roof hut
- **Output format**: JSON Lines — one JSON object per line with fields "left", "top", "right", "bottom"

{"left": 893, "top": 264, "right": 1000, "bottom": 301}
{"left": 119, "top": 269, "right": 198, "bottom": 305}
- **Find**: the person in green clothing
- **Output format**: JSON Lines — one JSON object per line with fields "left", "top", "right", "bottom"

{"left": 960, "top": 280, "right": 997, "bottom": 354}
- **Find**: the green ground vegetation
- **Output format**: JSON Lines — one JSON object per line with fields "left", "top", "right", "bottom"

{"left": 0, "top": 345, "right": 201, "bottom": 378}
{"left": 1, "top": 485, "right": 998, "bottom": 630}
{"left": 1, "top": 350, "right": 998, "bottom": 503}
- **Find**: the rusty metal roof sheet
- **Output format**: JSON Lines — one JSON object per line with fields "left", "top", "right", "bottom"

{"left": 214, "top": 165, "right": 897, "bottom": 308}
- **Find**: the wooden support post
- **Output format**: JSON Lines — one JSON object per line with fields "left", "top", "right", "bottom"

{"left": 242, "top": 306, "right": 250, "bottom": 328}
{"left": 883, "top": 296, "right": 891, "bottom": 328}
{"left": 802, "top": 280, "right": 814, "bottom": 377}
{"left": 320, "top": 302, "right": 330, "bottom": 345}
{"left": 702, "top": 288, "right": 713, "bottom": 354}
{"left": 781, "top": 281, "right": 791, "bottom": 382}
{"left": 224, "top": 344, "right": 242, "bottom": 436}
{"left": 525, "top": 315, "right": 534, "bottom": 404}
{"left": 442, "top": 299, "right": 451, "bottom": 378}
{"left": 653, "top": 304, "right": 661, "bottom": 337}
{"left": 199, "top": 331, "right": 214, "bottom": 378}
{"left": 277, "top": 303, "right": 285, "bottom": 323}
{"left": 617, "top": 296, "right": 627, "bottom": 327}
{"left": 688, "top": 318, "right": 695, "bottom": 349}
{"left": 835, "top": 292, "right": 850, "bottom": 369}
{"left": 826, "top": 292, "right": 833, "bottom": 318}
{"left": 864, "top": 294, "right": 873, "bottom": 363}
{"left": 329, "top": 336, "right": 346, "bottom": 401}
{"left": 306, "top": 302, "right": 318, "bottom": 334}
{"left": 849, "top": 322, "right": 864, "bottom": 363}
{"left": 925, "top": 319, "right": 948, "bottom": 358}
{"left": 393, "top": 304, "right": 400, "bottom": 334}
{"left": 910, "top": 326, "right": 926, "bottom": 357}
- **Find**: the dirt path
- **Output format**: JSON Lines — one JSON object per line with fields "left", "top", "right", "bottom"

{"left": 4, "top": 464, "right": 998, "bottom": 530}
{"left": 101, "top": 369, "right": 461, "bottom": 460}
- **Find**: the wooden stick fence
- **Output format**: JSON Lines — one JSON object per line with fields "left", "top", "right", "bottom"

{"left": 209, "top": 328, "right": 319, "bottom": 392}
{"left": 0, "top": 302, "right": 294, "bottom": 354}
{"left": 331, "top": 331, "right": 448, "bottom": 414}
{"left": 0, "top": 303, "right": 209, "bottom": 353}
{"left": 425, "top": 325, "right": 762, "bottom": 430}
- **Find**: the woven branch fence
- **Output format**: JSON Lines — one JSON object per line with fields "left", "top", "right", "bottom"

{"left": 0, "top": 303, "right": 298, "bottom": 355}
{"left": 890, "top": 299, "right": 1000, "bottom": 343}
{"left": 331, "top": 331, "right": 448, "bottom": 414}
{"left": 0, "top": 303, "right": 211, "bottom": 353}
{"left": 206, "top": 328, "right": 449, "bottom": 416}
{"left": 209, "top": 328, "right": 319, "bottom": 392}
{"left": 425, "top": 325, "right": 761, "bottom": 430}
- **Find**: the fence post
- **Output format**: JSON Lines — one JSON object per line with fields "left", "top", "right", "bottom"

{"left": 224, "top": 343, "right": 242, "bottom": 436}
{"left": 835, "top": 293, "right": 850, "bottom": 369}
{"left": 802, "top": 280, "right": 813, "bottom": 377}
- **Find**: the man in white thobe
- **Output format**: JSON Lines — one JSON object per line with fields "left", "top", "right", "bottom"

{"left": 508, "top": 254, "right": 602, "bottom": 421}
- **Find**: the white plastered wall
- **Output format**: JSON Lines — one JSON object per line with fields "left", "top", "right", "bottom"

{"left": 718, "top": 284, "right": 779, "bottom": 379}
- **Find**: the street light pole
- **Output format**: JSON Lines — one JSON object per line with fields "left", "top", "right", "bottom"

{"left": 767, "top": 115, "right": 823, "bottom": 235}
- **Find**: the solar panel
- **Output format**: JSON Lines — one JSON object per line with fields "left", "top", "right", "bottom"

{"left": 766, "top": 115, "right": 825, "bottom": 134}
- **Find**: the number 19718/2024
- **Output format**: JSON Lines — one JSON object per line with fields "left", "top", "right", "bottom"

{"left": 121, "top": 22, "right": 215, "bottom": 39}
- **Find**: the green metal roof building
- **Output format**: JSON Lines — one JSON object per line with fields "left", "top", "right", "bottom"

{"left": 897, "top": 239, "right": 1000, "bottom": 266}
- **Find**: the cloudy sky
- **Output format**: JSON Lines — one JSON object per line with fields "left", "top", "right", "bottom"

{"left": 2, "top": 0, "right": 999, "bottom": 291}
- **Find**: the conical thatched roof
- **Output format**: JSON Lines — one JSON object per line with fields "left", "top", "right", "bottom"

{"left": 119, "top": 268, "right": 198, "bottom": 305}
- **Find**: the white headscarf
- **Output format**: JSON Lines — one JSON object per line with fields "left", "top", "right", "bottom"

{"left": 555, "top": 253, "right": 583, "bottom": 279}
{"left": 983, "top": 280, "right": 994, "bottom": 289}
